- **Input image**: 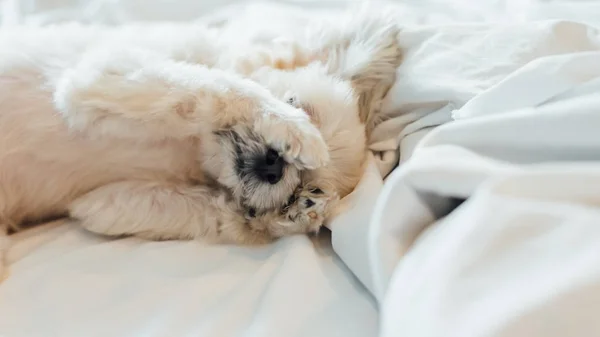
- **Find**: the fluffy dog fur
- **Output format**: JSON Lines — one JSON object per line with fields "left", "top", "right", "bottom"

{"left": 0, "top": 9, "right": 401, "bottom": 279}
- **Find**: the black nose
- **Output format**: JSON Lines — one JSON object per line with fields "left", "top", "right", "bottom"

{"left": 255, "top": 149, "right": 284, "bottom": 184}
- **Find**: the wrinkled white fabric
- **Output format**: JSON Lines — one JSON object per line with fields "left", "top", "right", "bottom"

{"left": 0, "top": 222, "right": 378, "bottom": 337}
{"left": 372, "top": 17, "right": 600, "bottom": 337}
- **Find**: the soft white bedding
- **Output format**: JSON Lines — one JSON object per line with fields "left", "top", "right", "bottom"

{"left": 2, "top": 0, "right": 600, "bottom": 336}
{"left": 1, "top": 221, "right": 377, "bottom": 336}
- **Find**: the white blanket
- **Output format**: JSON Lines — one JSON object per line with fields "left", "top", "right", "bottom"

{"left": 373, "top": 20, "right": 600, "bottom": 336}
{"left": 2, "top": 1, "right": 600, "bottom": 337}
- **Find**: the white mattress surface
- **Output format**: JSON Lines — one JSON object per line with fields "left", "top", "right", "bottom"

{"left": 3, "top": 1, "right": 600, "bottom": 337}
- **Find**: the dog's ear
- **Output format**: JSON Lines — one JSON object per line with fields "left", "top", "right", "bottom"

{"left": 339, "top": 26, "right": 402, "bottom": 134}
{"left": 314, "top": 8, "right": 402, "bottom": 134}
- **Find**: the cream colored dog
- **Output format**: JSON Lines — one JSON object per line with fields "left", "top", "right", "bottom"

{"left": 0, "top": 10, "right": 401, "bottom": 278}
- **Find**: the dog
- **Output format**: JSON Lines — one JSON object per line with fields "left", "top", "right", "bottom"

{"left": 0, "top": 9, "right": 401, "bottom": 279}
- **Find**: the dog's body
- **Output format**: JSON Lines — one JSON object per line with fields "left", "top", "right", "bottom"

{"left": 0, "top": 10, "right": 402, "bottom": 278}
{"left": 0, "top": 24, "right": 331, "bottom": 239}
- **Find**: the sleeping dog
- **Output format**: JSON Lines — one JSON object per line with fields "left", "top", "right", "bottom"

{"left": 0, "top": 9, "right": 401, "bottom": 279}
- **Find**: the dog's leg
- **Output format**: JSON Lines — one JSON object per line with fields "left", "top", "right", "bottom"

{"left": 54, "top": 50, "right": 329, "bottom": 170}
{"left": 68, "top": 181, "right": 273, "bottom": 245}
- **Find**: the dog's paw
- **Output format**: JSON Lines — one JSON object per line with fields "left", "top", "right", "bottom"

{"left": 283, "top": 185, "right": 338, "bottom": 233}
{"left": 253, "top": 185, "right": 338, "bottom": 237}
{"left": 256, "top": 104, "right": 329, "bottom": 170}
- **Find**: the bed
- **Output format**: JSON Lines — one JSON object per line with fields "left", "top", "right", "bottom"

{"left": 2, "top": 1, "right": 600, "bottom": 336}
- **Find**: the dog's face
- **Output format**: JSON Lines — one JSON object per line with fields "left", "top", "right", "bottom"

{"left": 199, "top": 64, "right": 366, "bottom": 215}
{"left": 251, "top": 65, "right": 368, "bottom": 202}
{"left": 200, "top": 125, "right": 302, "bottom": 211}
{"left": 244, "top": 25, "right": 403, "bottom": 218}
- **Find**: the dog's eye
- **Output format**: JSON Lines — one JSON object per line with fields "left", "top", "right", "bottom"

{"left": 248, "top": 208, "right": 256, "bottom": 218}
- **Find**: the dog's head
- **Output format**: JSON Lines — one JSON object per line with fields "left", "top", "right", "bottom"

{"left": 248, "top": 23, "right": 402, "bottom": 212}
{"left": 250, "top": 65, "right": 366, "bottom": 201}
{"left": 202, "top": 14, "right": 401, "bottom": 217}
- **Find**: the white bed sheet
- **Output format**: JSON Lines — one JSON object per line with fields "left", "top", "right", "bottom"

{"left": 1, "top": 221, "right": 377, "bottom": 337}
{"left": 3, "top": 1, "right": 600, "bottom": 337}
